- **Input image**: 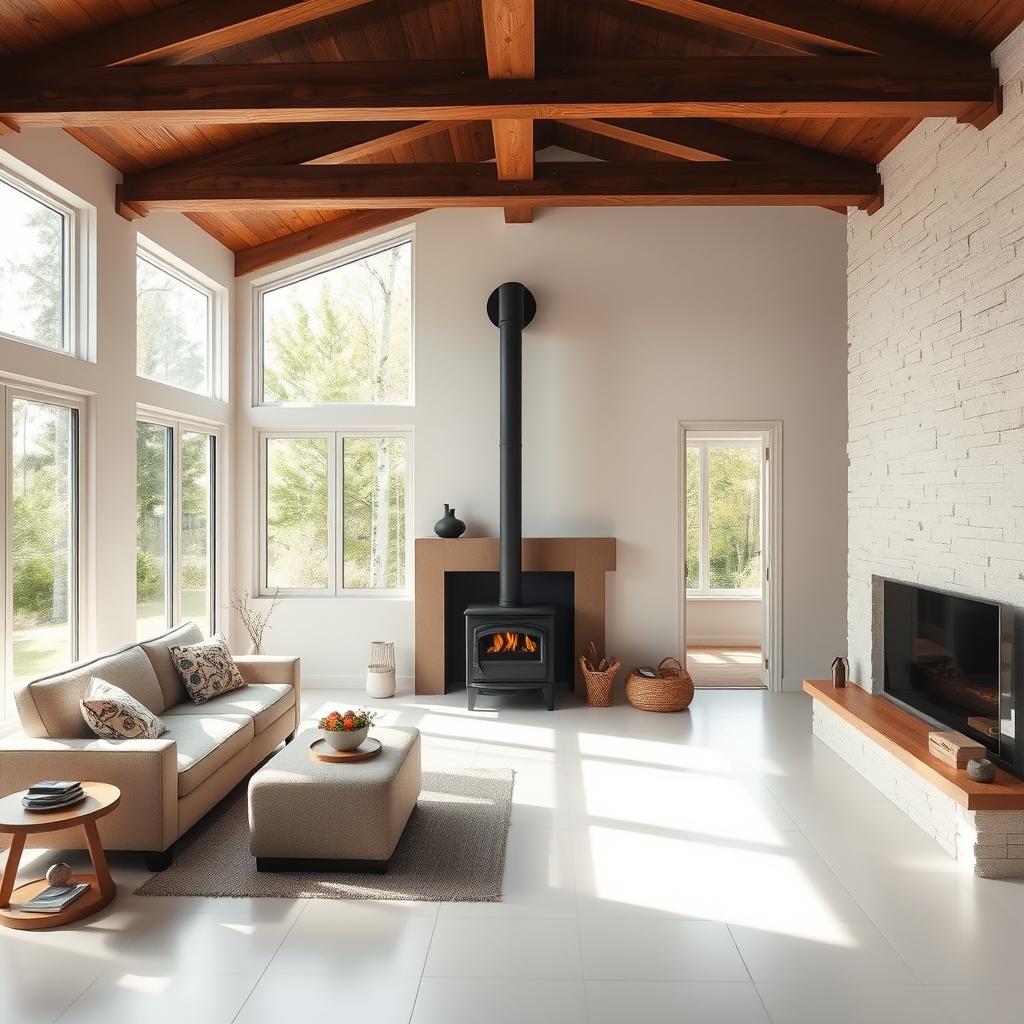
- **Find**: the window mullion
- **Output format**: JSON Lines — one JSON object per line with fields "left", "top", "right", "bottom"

{"left": 700, "top": 443, "right": 710, "bottom": 593}
{"left": 332, "top": 434, "right": 343, "bottom": 596}
{"left": 0, "top": 386, "right": 8, "bottom": 712}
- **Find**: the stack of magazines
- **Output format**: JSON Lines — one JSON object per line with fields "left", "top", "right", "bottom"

{"left": 22, "top": 780, "right": 85, "bottom": 812}
{"left": 15, "top": 882, "right": 91, "bottom": 915}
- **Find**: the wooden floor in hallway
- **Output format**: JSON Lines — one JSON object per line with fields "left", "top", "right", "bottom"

{"left": 687, "top": 646, "right": 766, "bottom": 689}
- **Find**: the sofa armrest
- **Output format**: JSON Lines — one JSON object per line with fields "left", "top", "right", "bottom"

{"left": 235, "top": 656, "right": 301, "bottom": 731}
{"left": 0, "top": 735, "right": 178, "bottom": 852}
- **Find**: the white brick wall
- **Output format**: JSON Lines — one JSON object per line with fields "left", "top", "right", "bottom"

{"left": 847, "top": 23, "right": 1024, "bottom": 690}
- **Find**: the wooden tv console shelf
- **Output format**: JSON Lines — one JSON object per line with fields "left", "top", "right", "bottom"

{"left": 804, "top": 680, "right": 1024, "bottom": 811}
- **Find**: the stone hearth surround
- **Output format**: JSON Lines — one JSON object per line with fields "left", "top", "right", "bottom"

{"left": 813, "top": 702, "right": 1024, "bottom": 878}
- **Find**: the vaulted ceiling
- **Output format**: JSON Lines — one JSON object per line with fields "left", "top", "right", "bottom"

{"left": 1, "top": 0, "right": 1022, "bottom": 274}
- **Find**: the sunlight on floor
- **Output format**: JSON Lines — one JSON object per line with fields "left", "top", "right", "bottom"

{"left": 688, "top": 645, "right": 765, "bottom": 689}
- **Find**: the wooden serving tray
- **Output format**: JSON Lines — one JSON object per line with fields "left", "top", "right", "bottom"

{"left": 309, "top": 737, "right": 382, "bottom": 764}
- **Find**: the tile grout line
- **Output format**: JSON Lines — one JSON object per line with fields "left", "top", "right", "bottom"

{"left": 226, "top": 897, "right": 312, "bottom": 1024}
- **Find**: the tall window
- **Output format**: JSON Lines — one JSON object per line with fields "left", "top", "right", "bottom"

{"left": 137, "top": 249, "right": 217, "bottom": 397}
{"left": 136, "top": 419, "right": 217, "bottom": 639}
{"left": 258, "top": 239, "right": 412, "bottom": 405}
{"left": 261, "top": 432, "right": 409, "bottom": 594}
{"left": 1, "top": 388, "right": 80, "bottom": 713}
{"left": 0, "top": 171, "right": 71, "bottom": 353}
{"left": 686, "top": 440, "right": 762, "bottom": 596}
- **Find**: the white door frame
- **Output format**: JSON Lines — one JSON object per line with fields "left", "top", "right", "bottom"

{"left": 677, "top": 420, "right": 783, "bottom": 692}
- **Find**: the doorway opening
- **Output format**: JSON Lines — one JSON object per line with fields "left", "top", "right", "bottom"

{"left": 679, "top": 422, "right": 781, "bottom": 690}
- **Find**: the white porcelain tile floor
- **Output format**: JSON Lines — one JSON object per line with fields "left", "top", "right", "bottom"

{"left": 3, "top": 687, "right": 1022, "bottom": 1023}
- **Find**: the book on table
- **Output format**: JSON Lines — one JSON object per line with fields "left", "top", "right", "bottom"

{"left": 14, "top": 883, "right": 91, "bottom": 914}
{"left": 27, "top": 780, "right": 82, "bottom": 796}
{"left": 22, "top": 784, "right": 86, "bottom": 811}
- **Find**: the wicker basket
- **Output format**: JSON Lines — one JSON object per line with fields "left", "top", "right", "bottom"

{"left": 580, "top": 656, "right": 621, "bottom": 707}
{"left": 625, "top": 657, "right": 694, "bottom": 713}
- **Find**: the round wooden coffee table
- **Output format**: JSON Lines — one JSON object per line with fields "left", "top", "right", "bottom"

{"left": 0, "top": 782, "right": 120, "bottom": 930}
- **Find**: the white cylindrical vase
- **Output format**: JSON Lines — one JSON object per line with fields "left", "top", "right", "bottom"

{"left": 366, "top": 668, "right": 397, "bottom": 699}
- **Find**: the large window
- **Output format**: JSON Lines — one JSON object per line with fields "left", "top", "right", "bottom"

{"left": 136, "top": 418, "right": 217, "bottom": 639}
{"left": 686, "top": 440, "right": 762, "bottom": 596}
{"left": 137, "top": 249, "right": 217, "bottom": 397}
{"left": 0, "top": 171, "right": 71, "bottom": 353}
{"left": 1, "top": 388, "right": 80, "bottom": 713}
{"left": 261, "top": 431, "right": 409, "bottom": 594}
{"left": 258, "top": 238, "right": 412, "bottom": 405}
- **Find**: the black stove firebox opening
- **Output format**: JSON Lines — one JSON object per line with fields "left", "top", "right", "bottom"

{"left": 465, "top": 282, "right": 559, "bottom": 711}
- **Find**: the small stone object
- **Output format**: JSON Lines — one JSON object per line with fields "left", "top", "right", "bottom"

{"left": 46, "top": 861, "right": 73, "bottom": 886}
{"left": 966, "top": 758, "right": 997, "bottom": 783}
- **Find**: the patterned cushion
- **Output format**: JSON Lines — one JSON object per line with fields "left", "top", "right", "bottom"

{"left": 80, "top": 677, "right": 165, "bottom": 739}
{"left": 169, "top": 635, "right": 247, "bottom": 705}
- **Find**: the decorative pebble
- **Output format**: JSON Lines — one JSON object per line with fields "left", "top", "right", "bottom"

{"left": 46, "top": 861, "right": 73, "bottom": 885}
{"left": 966, "top": 758, "right": 997, "bottom": 783}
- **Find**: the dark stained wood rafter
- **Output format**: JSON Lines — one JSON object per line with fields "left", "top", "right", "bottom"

{"left": 561, "top": 116, "right": 873, "bottom": 167}
{"left": 482, "top": 0, "right": 535, "bottom": 224}
{"left": 0, "top": 57, "right": 1000, "bottom": 126}
{"left": 4, "top": 0, "right": 378, "bottom": 69}
{"left": 117, "top": 159, "right": 882, "bottom": 211}
{"left": 623, "top": 0, "right": 988, "bottom": 57}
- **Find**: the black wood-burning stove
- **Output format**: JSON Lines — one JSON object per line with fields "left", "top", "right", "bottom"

{"left": 465, "top": 283, "right": 556, "bottom": 711}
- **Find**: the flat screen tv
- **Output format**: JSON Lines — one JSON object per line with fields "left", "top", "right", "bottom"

{"left": 882, "top": 578, "right": 1008, "bottom": 761}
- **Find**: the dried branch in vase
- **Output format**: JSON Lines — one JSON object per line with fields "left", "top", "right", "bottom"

{"left": 229, "top": 589, "right": 281, "bottom": 655}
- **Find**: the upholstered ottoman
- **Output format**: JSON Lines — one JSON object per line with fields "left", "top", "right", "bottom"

{"left": 248, "top": 726, "right": 421, "bottom": 872}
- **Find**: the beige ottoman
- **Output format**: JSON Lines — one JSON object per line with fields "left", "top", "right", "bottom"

{"left": 248, "top": 726, "right": 421, "bottom": 873}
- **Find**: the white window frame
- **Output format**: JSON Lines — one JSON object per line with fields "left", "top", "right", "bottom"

{"left": 257, "top": 428, "right": 413, "bottom": 598}
{"left": 0, "top": 382, "right": 85, "bottom": 715}
{"left": 685, "top": 436, "right": 764, "bottom": 599}
{"left": 0, "top": 159, "right": 95, "bottom": 361}
{"left": 252, "top": 228, "right": 415, "bottom": 408}
{"left": 136, "top": 239, "right": 226, "bottom": 401}
{"left": 136, "top": 410, "right": 222, "bottom": 637}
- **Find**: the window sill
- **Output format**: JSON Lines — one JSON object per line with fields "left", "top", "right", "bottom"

{"left": 686, "top": 594, "right": 763, "bottom": 602}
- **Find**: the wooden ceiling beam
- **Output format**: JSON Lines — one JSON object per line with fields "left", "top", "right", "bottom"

{"left": 0, "top": 58, "right": 998, "bottom": 127}
{"left": 6, "top": 0, "right": 376, "bottom": 70}
{"left": 234, "top": 209, "right": 422, "bottom": 277}
{"left": 122, "top": 121, "right": 461, "bottom": 219}
{"left": 118, "top": 159, "right": 881, "bottom": 211}
{"left": 623, "top": 0, "right": 986, "bottom": 58}
{"left": 482, "top": 0, "right": 535, "bottom": 224}
{"left": 563, "top": 117, "right": 867, "bottom": 168}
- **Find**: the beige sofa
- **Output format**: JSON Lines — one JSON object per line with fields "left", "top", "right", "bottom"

{"left": 0, "top": 623, "right": 300, "bottom": 869}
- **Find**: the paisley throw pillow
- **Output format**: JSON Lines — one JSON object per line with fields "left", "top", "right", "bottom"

{"left": 81, "top": 677, "right": 165, "bottom": 739}
{"left": 169, "top": 635, "right": 246, "bottom": 705}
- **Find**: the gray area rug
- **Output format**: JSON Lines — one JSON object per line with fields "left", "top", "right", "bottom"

{"left": 135, "top": 768, "right": 514, "bottom": 901}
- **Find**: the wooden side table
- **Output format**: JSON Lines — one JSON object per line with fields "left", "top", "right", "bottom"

{"left": 0, "top": 782, "right": 120, "bottom": 930}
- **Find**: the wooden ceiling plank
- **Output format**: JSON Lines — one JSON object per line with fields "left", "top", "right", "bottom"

{"left": 119, "top": 159, "right": 881, "bottom": 211}
{"left": 235, "top": 208, "right": 422, "bottom": 277}
{"left": 8, "top": 0, "right": 378, "bottom": 69}
{"left": 0, "top": 57, "right": 999, "bottom": 126}
{"left": 622, "top": 0, "right": 988, "bottom": 58}
{"left": 483, "top": 0, "right": 535, "bottom": 224}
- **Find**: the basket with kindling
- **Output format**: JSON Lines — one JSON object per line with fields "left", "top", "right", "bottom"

{"left": 579, "top": 642, "right": 621, "bottom": 707}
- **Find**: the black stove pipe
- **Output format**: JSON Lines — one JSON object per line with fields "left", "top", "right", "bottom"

{"left": 487, "top": 282, "right": 537, "bottom": 609}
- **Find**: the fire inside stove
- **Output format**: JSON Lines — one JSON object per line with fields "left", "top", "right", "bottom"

{"left": 482, "top": 631, "right": 540, "bottom": 658}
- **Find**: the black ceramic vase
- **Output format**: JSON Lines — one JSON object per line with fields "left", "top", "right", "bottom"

{"left": 434, "top": 504, "right": 466, "bottom": 539}
{"left": 831, "top": 657, "right": 849, "bottom": 688}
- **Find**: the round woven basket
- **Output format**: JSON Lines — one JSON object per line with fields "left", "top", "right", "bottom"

{"left": 580, "top": 657, "right": 620, "bottom": 707}
{"left": 625, "top": 657, "right": 694, "bottom": 713}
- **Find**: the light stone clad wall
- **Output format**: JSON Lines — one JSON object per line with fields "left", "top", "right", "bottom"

{"left": 846, "top": 23, "right": 1024, "bottom": 692}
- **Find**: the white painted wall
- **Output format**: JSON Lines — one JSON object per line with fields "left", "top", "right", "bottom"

{"left": 0, "top": 128, "right": 234, "bottom": 664}
{"left": 685, "top": 599, "right": 762, "bottom": 646}
{"left": 237, "top": 204, "right": 848, "bottom": 690}
{"left": 847, "top": 23, "right": 1024, "bottom": 692}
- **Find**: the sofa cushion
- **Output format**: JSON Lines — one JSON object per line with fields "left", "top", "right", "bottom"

{"left": 169, "top": 635, "right": 246, "bottom": 705}
{"left": 141, "top": 622, "right": 205, "bottom": 709}
{"left": 15, "top": 645, "right": 166, "bottom": 739}
{"left": 81, "top": 677, "right": 165, "bottom": 739}
{"left": 162, "top": 683, "right": 295, "bottom": 735}
{"left": 159, "top": 712, "right": 255, "bottom": 797}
